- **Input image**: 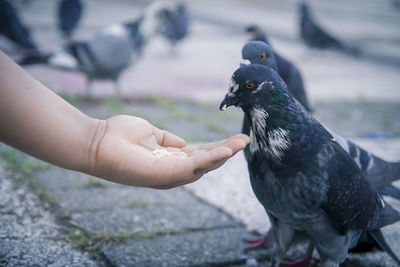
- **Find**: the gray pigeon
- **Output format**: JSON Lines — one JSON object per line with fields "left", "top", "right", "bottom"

{"left": 20, "top": 1, "right": 176, "bottom": 96}
{"left": 159, "top": 2, "right": 188, "bottom": 52}
{"left": 220, "top": 64, "right": 400, "bottom": 266}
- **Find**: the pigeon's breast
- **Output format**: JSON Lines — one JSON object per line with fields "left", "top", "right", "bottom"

{"left": 249, "top": 163, "right": 327, "bottom": 228}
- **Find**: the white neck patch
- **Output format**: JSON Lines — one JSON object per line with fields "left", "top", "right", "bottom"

{"left": 251, "top": 106, "right": 269, "bottom": 134}
{"left": 267, "top": 128, "right": 290, "bottom": 160}
{"left": 249, "top": 106, "right": 290, "bottom": 160}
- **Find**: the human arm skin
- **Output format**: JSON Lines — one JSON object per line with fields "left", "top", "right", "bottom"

{"left": 0, "top": 51, "right": 249, "bottom": 189}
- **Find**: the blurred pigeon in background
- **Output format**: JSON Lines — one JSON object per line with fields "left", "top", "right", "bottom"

{"left": 159, "top": 2, "right": 189, "bottom": 53}
{"left": 241, "top": 38, "right": 313, "bottom": 112}
{"left": 245, "top": 25, "right": 268, "bottom": 44}
{"left": 57, "top": 0, "right": 83, "bottom": 42}
{"left": 299, "top": 2, "right": 360, "bottom": 55}
{"left": 19, "top": 1, "right": 176, "bottom": 97}
{"left": 220, "top": 64, "right": 400, "bottom": 266}
{"left": 0, "top": 0, "right": 41, "bottom": 56}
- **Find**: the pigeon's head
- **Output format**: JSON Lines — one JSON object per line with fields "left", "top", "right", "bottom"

{"left": 245, "top": 25, "right": 262, "bottom": 35}
{"left": 142, "top": 1, "right": 176, "bottom": 36}
{"left": 241, "top": 41, "right": 278, "bottom": 71}
{"left": 244, "top": 25, "right": 270, "bottom": 44}
{"left": 299, "top": 2, "right": 310, "bottom": 18}
{"left": 220, "top": 64, "right": 287, "bottom": 111}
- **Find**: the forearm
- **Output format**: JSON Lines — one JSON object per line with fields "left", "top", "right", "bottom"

{"left": 0, "top": 51, "right": 99, "bottom": 172}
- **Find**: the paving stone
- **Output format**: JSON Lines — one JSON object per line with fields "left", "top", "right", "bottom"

{"left": 0, "top": 171, "right": 99, "bottom": 266}
{"left": 102, "top": 227, "right": 267, "bottom": 267}
{"left": 36, "top": 168, "right": 113, "bottom": 190}
{"left": 37, "top": 168, "right": 198, "bottom": 212}
{"left": 70, "top": 202, "right": 236, "bottom": 234}
{"left": 0, "top": 237, "right": 98, "bottom": 267}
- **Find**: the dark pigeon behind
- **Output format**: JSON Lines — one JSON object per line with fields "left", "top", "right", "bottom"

{"left": 58, "top": 0, "right": 83, "bottom": 41}
{"left": 299, "top": 2, "right": 360, "bottom": 56}
{"left": 0, "top": 0, "right": 39, "bottom": 53}
{"left": 159, "top": 2, "right": 188, "bottom": 47}
{"left": 220, "top": 64, "right": 400, "bottom": 266}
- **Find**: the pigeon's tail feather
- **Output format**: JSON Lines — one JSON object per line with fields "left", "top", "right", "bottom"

{"left": 339, "top": 42, "right": 361, "bottom": 57}
{"left": 388, "top": 162, "right": 400, "bottom": 183}
{"left": 368, "top": 158, "right": 400, "bottom": 186}
{"left": 374, "top": 203, "right": 400, "bottom": 229}
{"left": 369, "top": 229, "right": 400, "bottom": 265}
{"left": 377, "top": 185, "right": 400, "bottom": 200}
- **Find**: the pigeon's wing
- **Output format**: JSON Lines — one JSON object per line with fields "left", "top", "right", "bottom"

{"left": 87, "top": 29, "right": 133, "bottom": 75}
{"left": 323, "top": 126, "right": 400, "bottom": 199}
{"left": 318, "top": 142, "right": 382, "bottom": 235}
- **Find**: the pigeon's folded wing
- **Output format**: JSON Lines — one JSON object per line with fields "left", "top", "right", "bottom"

{"left": 319, "top": 142, "right": 381, "bottom": 235}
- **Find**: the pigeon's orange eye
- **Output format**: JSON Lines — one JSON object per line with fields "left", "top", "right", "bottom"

{"left": 246, "top": 82, "right": 255, "bottom": 89}
{"left": 258, "top": 52, "right": 266, "bottom": 61}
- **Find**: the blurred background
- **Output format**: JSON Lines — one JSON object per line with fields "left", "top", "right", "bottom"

{"left": 1, "top": 0, "right": 400, "bottom": 266}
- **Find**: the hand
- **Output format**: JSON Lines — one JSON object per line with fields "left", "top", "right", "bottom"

{"left": 87, "top": 115, "right": 249, "bottom": 189}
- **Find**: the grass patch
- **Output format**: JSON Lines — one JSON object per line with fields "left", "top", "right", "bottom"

{"left": 0, "top": 146, "right": 53, "bottom": 206}
{"left": 59, "top": 93, "right": 90, "bottom": 104}
{"left": 0, "top": 147, "right": 49, "bottom": 177}
{"left": 87, "top": 177, "right": 108, "bottom": 188}
{"left": 67, "top": 227, "right": 174, "bottom": 250}
{"left": 102, "top": 98, "right": 126, "bottom": 112}
{"left": 144, "top": 95, "right": 175, "bottom": 111}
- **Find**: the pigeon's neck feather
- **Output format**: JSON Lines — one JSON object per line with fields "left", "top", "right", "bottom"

{"left": 247, "top": 96, "right": 325, "bottom": 167}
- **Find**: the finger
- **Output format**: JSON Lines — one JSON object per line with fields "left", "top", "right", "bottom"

{"left": 152, "top": 126, "right": 186, "bottom": 148}
{"left": 154, "top": 148, "right": 232, "bottom": 189}
{"left": 233, "top": 133, "right": 250, "bottom": 145}
{"left": 172, "top": 155, "right": 231, "bottom": 188}
{"left": 191, "top": 146, "right": 232, "bottom": 175}
{"left": 224, "top": 137, "right": 247, "bottom": 156}
{"left": 183, "top": 135, "right": 247, "bottom": 155}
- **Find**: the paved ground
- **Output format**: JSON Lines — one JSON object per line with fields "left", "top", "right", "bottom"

{"left": 1, "top": 0, "right": 400, "bottom": 266}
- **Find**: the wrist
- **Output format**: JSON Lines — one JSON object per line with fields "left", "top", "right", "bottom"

{"left": 82, "top": 118, "right": 108, "bottom": 175}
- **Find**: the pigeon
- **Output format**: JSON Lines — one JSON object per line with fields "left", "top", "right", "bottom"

{"left": 241, "top": 41, "right": 400, "bottom": 199}
{"left": 245, "top": 25, "right": 268, "bottom": 44}
{"left": 240, "top": 40, "right": 400, "bottom": 254}
{"left": 159, "top": 2, "right": 188, "bottom": 52}
{"left": 240, "top": 42, "right": 400, "bottom": 256}
{"left": 57, "top": 0, "right": 83, "bottom": 42}
{"left": 19, "top": 1, "right": 176, "bottom": 96}
{"left": 0, "top": 0, "right": 40, "bottom": 55}
{"left": 241, "top": 40, "right": 313, "bottom": 113}
{"left": 220, "top": 64, "right": 400, "bottom": 266}
{"left": 299, "top": 2, "right": 359, "bottom": 55}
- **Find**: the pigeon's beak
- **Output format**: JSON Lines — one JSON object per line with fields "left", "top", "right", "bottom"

{"left": 219, "top": 93, "right": 237, "bottom": 111}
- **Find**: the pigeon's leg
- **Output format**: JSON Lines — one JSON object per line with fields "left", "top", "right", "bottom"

{"left": 281, "top": 242, "right": 318, "bottom": 267}
{"left": 85, "top": 77, "right": 93, "bottom": 98}
{"left": 305, "top": 217, "right": 351, "bottom": 267}
{"left": 114, "top": 78, "right": 123, "bottom": 99}
{"left": 244, "top": 229, "right": 274, "bottom": 250}
{"left": 269, "top": 216, "right": 296, "bottom": 267}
